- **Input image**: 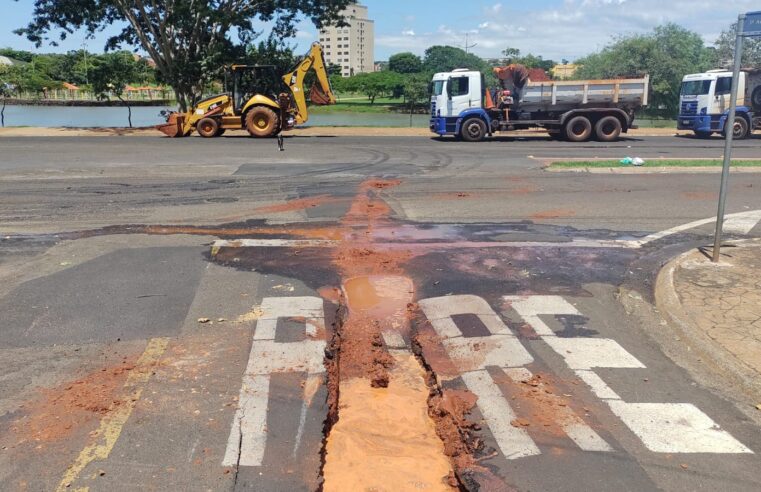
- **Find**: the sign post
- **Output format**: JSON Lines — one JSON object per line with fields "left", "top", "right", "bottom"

{"left": 712, "top": 11, "right": 761, "bottom": 262}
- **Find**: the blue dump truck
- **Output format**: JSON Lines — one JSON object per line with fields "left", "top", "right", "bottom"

{"left": 678, "top": 69, "right": 761, "bottom": 139}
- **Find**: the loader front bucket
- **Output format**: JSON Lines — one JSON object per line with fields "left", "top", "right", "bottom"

{"left": 156, "top": 112, "right": 188, "bottom": 137}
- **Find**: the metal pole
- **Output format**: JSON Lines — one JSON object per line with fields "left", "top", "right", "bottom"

{"left": 712, "top": 14, "right": 745, "bottom": 263}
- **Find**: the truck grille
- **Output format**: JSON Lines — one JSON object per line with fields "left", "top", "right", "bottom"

{"left": 681, "top": 101, "right": 698, "bottom": 115}
{"left": 431, "top": 101, "right": 436, "bottom": 116}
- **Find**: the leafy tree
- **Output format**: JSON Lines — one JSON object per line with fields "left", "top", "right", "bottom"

{"left": 0, "top": 48, "right": 34, "bottom": 63}
{"left": 575, "top": 24, "right": 713, "bottom": 115}
{"left": 245, "top": 38, "right": 296, "bottom": 76}
{"left": 90, "top": 51, "right": 142, "bottom": 127}
{"left": 423, "top": 46, "right": 489, "bottom": 73}
{"left": 514, "top": 53, "right": 555, "bottom": 72}
{"left": 714, "top": 22, "right": 761, "bottom": 68}
{"left": 501, "top": 47, "right": 521, "bottom": 64}
{"left": 343, "top": 71, "right": 403, "bottom": 103}
{"left": 402, "top": 73, "right": 428, "bottom": 125}
{"left": 389, "top": 52, "right": 422, "bottom": 74}
{"left": 0, "top": 65, "right": 21, "bottom": 127}
{"left": 16, "top": 0, "right": 352, "bottom": 111}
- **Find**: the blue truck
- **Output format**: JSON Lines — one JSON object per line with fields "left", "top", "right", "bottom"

{"left": 678, "top": 69, "right": 761, "bottom": 139}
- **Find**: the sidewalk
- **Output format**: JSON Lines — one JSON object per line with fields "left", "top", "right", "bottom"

{"left": 656, "top": 240, "right": 761, "bottom": 400}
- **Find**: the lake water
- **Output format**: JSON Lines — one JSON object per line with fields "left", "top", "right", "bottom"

{"left": 0, "top": 105, "right": 431, "bottom": 128}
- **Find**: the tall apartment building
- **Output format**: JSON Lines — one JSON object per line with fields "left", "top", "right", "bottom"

{"left": 318, "top": 3, "right": 374, "bottom": 77}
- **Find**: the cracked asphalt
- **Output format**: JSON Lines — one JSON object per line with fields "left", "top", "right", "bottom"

{"left": 1, "top": 134, "right": 761, "bottom": 491}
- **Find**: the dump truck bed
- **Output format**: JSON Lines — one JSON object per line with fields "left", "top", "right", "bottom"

{"left": 519, "top": 76, "right": 650, "bottom": 111}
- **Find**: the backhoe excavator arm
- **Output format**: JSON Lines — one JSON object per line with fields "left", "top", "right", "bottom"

{"left": 282, "top": 42, "right": 337, "bottom": 125}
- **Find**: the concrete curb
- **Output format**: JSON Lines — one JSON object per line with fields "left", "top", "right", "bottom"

{"left": 546, "top": 166, "right": 761, "bottom": 174}
{"left": 654, "top": 245, "right": 761, "bottom": 400}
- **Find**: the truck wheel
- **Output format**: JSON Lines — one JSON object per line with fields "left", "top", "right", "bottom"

{"left": 197, "top": 117, "right": 220, "bottom": 138}
{"left": 694, "top": 131, "right": 713, "bottom": 139}
{"left": 460, "top": 118, "right": 487, "bottom": 142}
{"left": 723, "top": 117, "right": 749, "bottom": 140}
{"left": 564, "top": 116, "right": 592, "bottom": 142}
{"left": 594, "top": 116, "right": 622, "bottom": 142}
{"left": 245, "top": 106, "right": 280, "bottom": 138}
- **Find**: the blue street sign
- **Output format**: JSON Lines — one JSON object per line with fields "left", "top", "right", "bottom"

{"left": 743, "top": 11, "right": 761, "bottom": 37}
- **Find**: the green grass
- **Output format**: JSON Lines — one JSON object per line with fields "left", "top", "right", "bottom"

{"left": 309, "top": 94, "right": 409, "bottom": 114}
{"left": 634, "top": 118, "right": 677, "bottom": 129}
{"left": 550, "top": 159, "right": 761, "bottom": 169}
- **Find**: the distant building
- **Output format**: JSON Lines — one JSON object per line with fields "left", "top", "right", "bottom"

{"left": 319, "top": 2, "right": 375, "bottom": 77}
{"left": 551, "top": 63, "right": 580, "bottom": 80}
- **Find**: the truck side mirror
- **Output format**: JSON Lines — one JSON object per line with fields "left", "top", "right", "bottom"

{"left": 446, "top": 79, "right": 452, "bottom": 100}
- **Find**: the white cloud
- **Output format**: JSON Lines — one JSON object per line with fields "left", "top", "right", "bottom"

{"left": 376, "top": 0, "right": 757, "bottom": 61}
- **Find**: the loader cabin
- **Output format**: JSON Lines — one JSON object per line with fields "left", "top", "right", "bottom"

{"left": 227, "top": 65, "right": 283, "bottom": 114}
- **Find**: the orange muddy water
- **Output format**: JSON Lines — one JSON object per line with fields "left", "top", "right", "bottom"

{"left": 322, "top": 353, "right": 456, "bottom": 492}
{"left": 322, "top": 274, "right": 455, "bottom": 490}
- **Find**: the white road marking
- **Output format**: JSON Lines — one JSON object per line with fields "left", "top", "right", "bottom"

{"left": 505, "top": 295, "right": 753, "bottom": 455}
{"left": 460, "top": 370, "right": 541, "bottom": 460}
{"left": 381, "top": 330, "right": 407, "bottom": 349}
{"left": 723, "top": 210, "right": 761, "bottom": 235}
{"left": 608, "top": 402, "right": 753, "bottom": 454}
{"left": 543, "top": 338, "right": 646, "bottom": 370}
{"left": 420, "top": 295, "right": 612, "bottom": 458}
{"left": 575, "top": 370, "right": 621, "bottom": 400}
{"left": 564, "top": 422, "right": 615, "bottom": 452}
{"left": 626, "top": 209, "right": 761, "bottom": 247}
{"left": 223, "top": 374, "right": 270, "bottom": 467}
{"left": 212, "top": 210, "right": 761, "bottom": 261}
{"left": 223, "top": 296, "right": 327, "bottom": 468}
{"left": 420, "top": 295, "right": 513, "bottom": 337}
{"left": 213, "top": 239, "right": 338, "bottom": 249}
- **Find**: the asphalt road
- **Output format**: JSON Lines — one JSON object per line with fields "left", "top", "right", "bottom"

{"left": 1, "top": 134, "right": 760, "bottom": 491}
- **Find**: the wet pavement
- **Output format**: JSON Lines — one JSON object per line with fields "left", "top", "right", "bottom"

{"left": 1, "top": 135, "right": 761, "bottom": 491}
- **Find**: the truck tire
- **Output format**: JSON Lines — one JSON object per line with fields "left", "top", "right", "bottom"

{"left": 723, "top": 116, "right": 749, "bottom": 140}
{"left": 594, "top": 116, "right": 622, "bottom": 142}
{"left": 460, "top": 118, "right": 487, "bottom": 142}
{"left": 245, "top": 106, "right": 280, "bottom": 138}
{"left": 752, "top": 86, "right": 761, "bottom": 111}
{"left": 197, "top": 117, "right": 220, "bottom": 138}
{"left": 564, "top": 116, "right": 593, "bottom": 142}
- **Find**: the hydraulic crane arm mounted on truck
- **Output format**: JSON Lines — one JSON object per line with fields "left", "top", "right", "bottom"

{"left": 157, "top": 42, "right": 336, "bottom": 138}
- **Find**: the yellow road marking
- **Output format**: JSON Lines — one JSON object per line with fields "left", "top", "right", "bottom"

{"left": 56, "top": 337, "right": 170, "bottom": 492}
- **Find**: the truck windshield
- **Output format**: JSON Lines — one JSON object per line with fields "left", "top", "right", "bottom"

{"left": 680, "top": 80, "right": 712, "bottom": 96}
{"left": 432, "top": 80, "right": 445, "bottom": 96}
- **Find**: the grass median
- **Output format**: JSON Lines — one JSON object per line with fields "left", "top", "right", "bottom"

{"left": 549, "top": 159, "right": 761, "bottom": 169}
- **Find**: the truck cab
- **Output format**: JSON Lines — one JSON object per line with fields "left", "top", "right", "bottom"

{"left": 678, "top": 70, "right": 759, "bottom": 139}
{"left": 430, "top": 70, "right": 490, "bottom": 141}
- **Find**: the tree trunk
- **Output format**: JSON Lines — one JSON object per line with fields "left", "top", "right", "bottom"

{"left": 1, "top": 98, "right": 5, "bottom": 128}
{"left": 117, "top": 96, "right": 132, "bottom": 128}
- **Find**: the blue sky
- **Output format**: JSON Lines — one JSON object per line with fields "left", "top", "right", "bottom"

{"left": 1, "top": 0, "right": 757, "bottom": 61}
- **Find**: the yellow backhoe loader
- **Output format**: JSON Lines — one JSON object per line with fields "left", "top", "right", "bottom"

{"left": 157, "top": 42, "right": 335, "bottom": 138}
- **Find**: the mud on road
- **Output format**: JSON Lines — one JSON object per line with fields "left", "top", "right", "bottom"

{"left": 1, "top": 172, "right": 761, "bottom": 491}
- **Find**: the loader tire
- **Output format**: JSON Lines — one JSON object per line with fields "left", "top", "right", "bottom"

{"left": 594, "top": 116, "right": 622, "bottom": 142}
{"left": 245, "top": 106, "right": 279, "bottom": 138}
{"left": 197, "top": 117, "right": 220, "bottom": 138}
{"left": 564, "top": 116, "right": 592, "bottom": 142}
